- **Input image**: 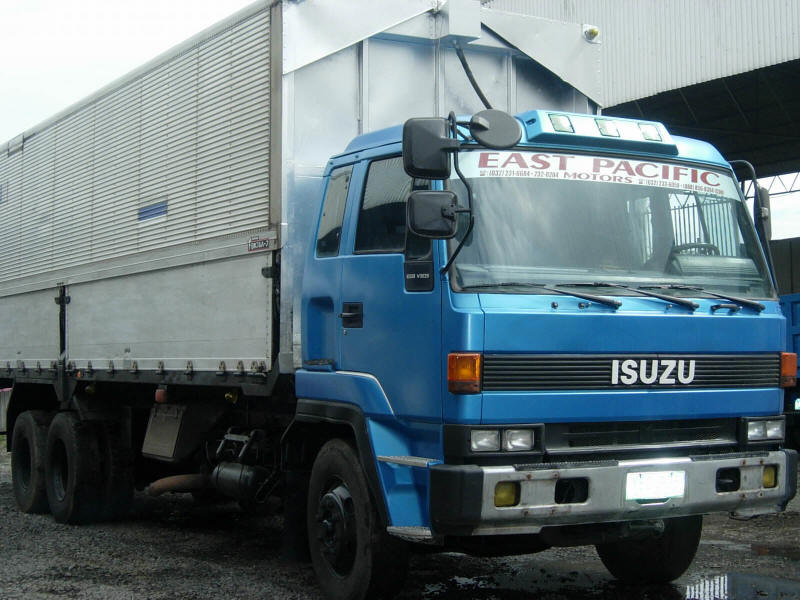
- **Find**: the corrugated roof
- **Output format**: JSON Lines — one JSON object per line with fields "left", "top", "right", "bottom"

{"left": 483, "top": 0, "right": 800, "bottom": 107}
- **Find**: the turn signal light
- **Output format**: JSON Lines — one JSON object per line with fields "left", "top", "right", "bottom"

{"left": 448, "top": 353, "right": 482, "bottom": 393}
{"left": 780, "top": 352, "right": 797, "bottom": 388}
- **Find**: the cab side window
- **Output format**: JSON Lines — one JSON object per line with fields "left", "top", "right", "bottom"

{"left": 316, "top": 165, "right": 353, "bottom": 258}
{"left": 355, "top": 157, "right": 428, "bottom": 254}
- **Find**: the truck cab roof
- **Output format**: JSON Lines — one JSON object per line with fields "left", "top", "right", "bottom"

{"left": 337, "top": 110, "right": 729, "bottom": 171}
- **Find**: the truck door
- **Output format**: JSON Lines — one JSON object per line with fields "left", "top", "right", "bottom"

{"left": 302, "top": 165, "right": 353, "bottom": 368}
{"left": 339, "top": 156, "right": 442, "bottom": 421}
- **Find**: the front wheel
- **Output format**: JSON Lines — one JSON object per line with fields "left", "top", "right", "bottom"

{"left": 596, "top": 515, "right": 703, "bottom": 583}
{"left": 307, "top": 439, "right": 408, "bottom": 600}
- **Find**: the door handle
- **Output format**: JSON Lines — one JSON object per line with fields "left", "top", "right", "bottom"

{"left": 339, "top": 302, "right": 363, "bottom": 328}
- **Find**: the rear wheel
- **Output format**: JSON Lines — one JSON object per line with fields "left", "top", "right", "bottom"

{"left": 45, "top": 412, "right": 104, "bottom": 524}
{"left": 596, "top": 515, "right": 703, "bottom": 583}
{"left": 97, "top": 420, "right": 135, "bottom": 521}
{"left": 11, "top": 410, "right": 52, "bottom": 513}
{"left": 307, "top": 439, "right": 408, "bottom": 600}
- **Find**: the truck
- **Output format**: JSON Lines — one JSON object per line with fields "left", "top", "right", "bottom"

{"left": 2, "top": 2, "right": 797, "bottom": 599}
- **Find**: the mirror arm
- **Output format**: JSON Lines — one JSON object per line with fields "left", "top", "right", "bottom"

{"left": 441, "top": 112, "right": 476, "bottom": 274}
{"left": 729, "top": 159, "right": 777, "bottom": 289}
{"left": 440, "top": 216, "right": 474, "bottom": 275}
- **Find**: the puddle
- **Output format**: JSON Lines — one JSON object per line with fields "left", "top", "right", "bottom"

{"left": 417, "top": 565, "right": 800, "bottom": 600}
{"left": 686, "top": 573, "right": 800, "bottom": 599}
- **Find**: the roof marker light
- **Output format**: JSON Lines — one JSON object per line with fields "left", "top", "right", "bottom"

{"left": 639, "top": 123, "right": 662, "bottom": 141}
{"left": 549, "top": 114, "right": 574, "bottom": 133}
{"left": 596, "top": 119, "right": 620, "bottom": 137}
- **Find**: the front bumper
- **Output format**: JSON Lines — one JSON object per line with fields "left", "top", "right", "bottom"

{"left": 430, "top": 449, "right": 798, "bottom": 536}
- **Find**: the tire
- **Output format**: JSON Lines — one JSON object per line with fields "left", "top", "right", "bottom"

{"left": 44, "top": 412, "right": 104, "bottom": 524}
{"left": 97, "top": 420, "right": 135, "bottom": 521}
{"left": 787, "top": 413, "right": 800, "bottom": 450}
{"left": 596, "top": 515, "right": 703, "bottom": 583}
{"left": 11, "top": 410, "right": 52, "bottom": 513}
{"left": 307, "top": 439, "right": 408, "bottom": 600}
{"left": 283, "top": 470, "right": 311, "bottom": 562}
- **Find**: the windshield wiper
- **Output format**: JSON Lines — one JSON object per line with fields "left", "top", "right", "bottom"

{"left": 639, "top": 284, "right": 765, "bottom": 312}
{"left": 557, "top": 282, "right": 698, "bottom": 311}
{"left": 461, "top": 282, "right": 621, "bottom": 309}
{"left": 460, "top": 282, "right": 541, "bottom": 290}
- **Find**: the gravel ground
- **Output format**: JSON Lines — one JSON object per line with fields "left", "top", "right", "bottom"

{"left": 1, "top": 442, "right": 798, "bottom": 600}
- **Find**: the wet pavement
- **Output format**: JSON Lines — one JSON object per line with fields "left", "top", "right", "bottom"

{"left": 399, "top": 551, "right": 800, "bottom": 599}
{"left": 1, "top": 443, "right": 798, "bottom": 599}
{"left": 394, "top": 489, "right": 800, "bottom": 600}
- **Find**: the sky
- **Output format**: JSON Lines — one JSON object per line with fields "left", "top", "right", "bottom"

{"left": 0, "top": 0, "right": 254, "bottom": 143}
{"left": 1, "top": 0, "right": 797, "bottom": 240}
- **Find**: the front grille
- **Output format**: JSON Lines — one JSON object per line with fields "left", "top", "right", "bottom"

{"left": 545, "top": 418, "right": 738, "bottom": 453}
{"left": 483, "top": 354, "right": 780, "bottom": 391}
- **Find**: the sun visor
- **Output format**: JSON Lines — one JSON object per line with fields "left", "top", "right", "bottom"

{"left": 480, "top": 9, "right": 604, "bottom": 107}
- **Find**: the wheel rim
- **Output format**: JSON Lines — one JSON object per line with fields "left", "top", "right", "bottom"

{"left": 315, "top": 480, "right": 357, "bottom": 576}
{"left": 13, "top": 437, "right": 33, "bottom": 492}
{"left": 50, "top": 439, "right": 69, "bottom": 502}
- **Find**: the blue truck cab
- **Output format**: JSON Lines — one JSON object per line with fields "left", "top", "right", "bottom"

{"left": 297, "top": 109, "right": 798, "bottom": 595}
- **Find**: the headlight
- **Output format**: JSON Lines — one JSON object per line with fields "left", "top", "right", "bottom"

{"left": 765, "top": 420, "right": 785, "bottom": 440}
{"left": 503, "top": 429, "right": 534, "bottom": 452}
{"left": 747, "top": 420, "right": 767, "bottom": 441}
{"left": 747, "top": 418, "right": 785, "bottom": 441}
{"left": 747, "top": 421, "right": 767, "bottom": 441}
{"left": 470, "top": 430, "right": 500, "bottom": 452}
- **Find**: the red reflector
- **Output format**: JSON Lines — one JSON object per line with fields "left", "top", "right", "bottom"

{"left": 155, "top": 388, "right": 169, "bottom": 404}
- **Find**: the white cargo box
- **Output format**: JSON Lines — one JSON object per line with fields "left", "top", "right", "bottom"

{"left": 0, "top": 0, "right": 601, "bottom": 377}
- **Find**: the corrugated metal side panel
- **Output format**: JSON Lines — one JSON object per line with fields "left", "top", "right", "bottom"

{"left": 0, "top": 7, "right": 270, "bottom": 287}
{"left": 484, "top": 0, "right": 800, "bottom": 106}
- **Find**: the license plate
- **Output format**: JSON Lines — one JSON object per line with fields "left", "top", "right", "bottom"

{"left": 625, "top": 470, "right": 685, "bottom": 501}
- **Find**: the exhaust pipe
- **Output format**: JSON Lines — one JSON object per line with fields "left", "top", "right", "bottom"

{"left": 145, "top": 474, "right": 210, "bottom": 496}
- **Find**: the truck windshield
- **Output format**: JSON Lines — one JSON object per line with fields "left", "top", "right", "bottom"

{"left": 448, "top": 150, "right": 774, "bottom": 299}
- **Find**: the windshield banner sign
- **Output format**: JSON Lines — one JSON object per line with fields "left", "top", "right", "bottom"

{"left": 461, "top": 151, "right": 740, "bottom": 198}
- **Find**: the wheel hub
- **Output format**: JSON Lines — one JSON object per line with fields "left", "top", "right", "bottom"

{"left": 315, "top": 483, "right": 356, "bottom": 575}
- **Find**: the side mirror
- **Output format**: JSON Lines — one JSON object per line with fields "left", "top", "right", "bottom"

{"left": 402, "top": 118, "right": 458, "bottom": 179}
{"left": 469, "top": 109, "right": 522, "bottom": 149}
{"left": 757, "top": 185, "right": 771, "bottom": 240}
{"left": 407, "top": 190, "right": 458, "bottom": 239}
